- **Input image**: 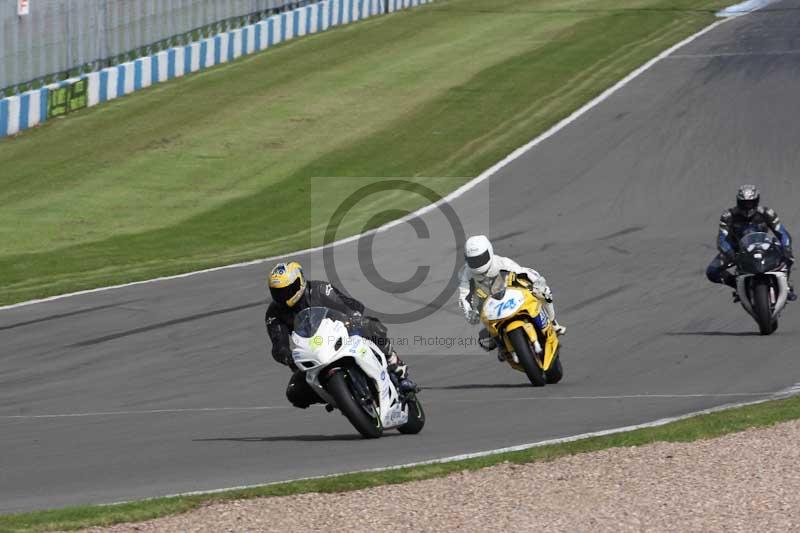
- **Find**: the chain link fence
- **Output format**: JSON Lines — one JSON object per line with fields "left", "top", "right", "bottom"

{"left": 1, "top": 0, "right": 320, "bottom": 96}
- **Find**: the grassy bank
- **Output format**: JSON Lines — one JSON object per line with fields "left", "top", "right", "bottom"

{"left": 1, "top": 395, "right": 797, "bottom": 532}
{"left": 0, "top": 0, "right": 728, "bottom": 304}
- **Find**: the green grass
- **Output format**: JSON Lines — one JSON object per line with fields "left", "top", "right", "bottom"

{"left": 1, "top": 395, "right": 798, "bottom": 532}
{"left": 0, "top": 0, "right": 730, "bottom": 304}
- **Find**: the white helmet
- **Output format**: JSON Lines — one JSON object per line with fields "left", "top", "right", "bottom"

{"left": 465, "top": 235, "right": 495, "bottom": 275}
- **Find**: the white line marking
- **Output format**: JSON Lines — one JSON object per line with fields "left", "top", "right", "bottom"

{"left": 717, "top": 0, "right": 779, "bottom": 17}
{"left": 123, "top": 383, "right": 800, "bottom": 504}
{"left": 0, "top": 16, "right": 732, "bottom": 313}
{"left": 0, "top": 406, "right": 290, "bottom": 420}
{"left": 447, "top": 392, "right": 776, "bottom": 403}
{"left": 670, "top": 50, "right": 800, "bottom": 59}
{"left": 1, "top": 392, "right": 774, "bottom": 420}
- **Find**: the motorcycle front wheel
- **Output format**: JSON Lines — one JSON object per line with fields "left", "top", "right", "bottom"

{"left": 751, "top": 277, "right": 777, "bottom": 336}
{"left": 326, "top": 368, "right": 383, "bottom": 439}
{"left": 507, "top": 328, "right": 546, "bottom": 387}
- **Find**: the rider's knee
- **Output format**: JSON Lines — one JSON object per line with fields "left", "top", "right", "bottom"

{"left": 286, "top": 377, "right": 315, "bottom": 409}
{"left": 286, "top": 388, "right": 314, "bottom": 409}
{"left": 706, "top": 263, "right": 723, "bottom": 283}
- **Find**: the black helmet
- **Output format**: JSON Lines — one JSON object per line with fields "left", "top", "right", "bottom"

{"left": 736, "top": 184, "right": 760, "bottom": 217}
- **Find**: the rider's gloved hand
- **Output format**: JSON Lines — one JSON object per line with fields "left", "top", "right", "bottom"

{"left": 459, "top": 296, "right": 480, "bottom": 324}
{"left": 478, "top": 328, "right": 497, "bottom": 351}
{"left": 530, "top": 282, "right": 553, "bottom": 303}
{"left": 347, "top": 313, "right": 365, "bottom": 329}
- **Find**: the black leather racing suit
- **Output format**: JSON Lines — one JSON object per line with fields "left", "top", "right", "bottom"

{"left": 265, "top": 280, "right": 394, "bottom": 408}
{"left": 706, "top": 205, "right": 793, "bottom": 288}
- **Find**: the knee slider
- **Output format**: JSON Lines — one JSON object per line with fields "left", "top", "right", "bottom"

{"left": 286, "top": 382, "right": 312, "bottom": 409}
{"left": 706, "top": 264, "right": 722, "bottom": 283}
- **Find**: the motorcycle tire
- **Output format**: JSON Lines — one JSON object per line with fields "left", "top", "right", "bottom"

{"left": 326, "top": 369, "right": 383, "bottom": 439}
{"left": 752, "top": 278, "right": 775, "bottom": 336}
{"left": 397, "top": 395, "right": 426, "bottom": 435}
{"left": 507, "top": 328, "right": 546, "bottom": 387}
{"left": 545, "top": 356, "right": 564, "bottom": 384}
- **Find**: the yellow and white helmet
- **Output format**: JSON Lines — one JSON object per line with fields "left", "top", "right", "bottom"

{"left": 268, "top": 261, "right": 306, "bottom": 307}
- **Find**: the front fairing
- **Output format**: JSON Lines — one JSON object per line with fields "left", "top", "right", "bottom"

{"left": 291, "top": 316, "right": 350, "bottom": 371}
{"left": 292, "top": 307, "right": 408, "bottom": 429}
{"left": 737, "top": 251, "right": 782, "bottom": 274}
{"left": 736, "top": 232, "right": 785, "bottom": 274}
{"left": 481, "top": 288, "right": 527, "bottom": 322}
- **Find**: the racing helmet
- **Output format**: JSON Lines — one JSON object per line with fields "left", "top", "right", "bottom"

{"left": 268, "top": 261, "right": 306, "bottom": 307}
{"left": 465, "top": 235, "right": 494, "bottom": 275}
{"left": 736, "top": 184, "right": 760, "bottom": 217}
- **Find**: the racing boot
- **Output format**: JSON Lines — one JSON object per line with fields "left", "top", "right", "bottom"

{"left": 789, "top": 284, "right": 797, "bottom": 302}
{"left": 496, "top": 343, "right": 509, "bottom": 363}
{"left": 387, "top": 350, "right": 418, "bottom": 394}
{"left": 543, "top": 300, "right": 566, "bottom": 335}
{"left": 478, "top": 329, "right": 505, "bottom": 363}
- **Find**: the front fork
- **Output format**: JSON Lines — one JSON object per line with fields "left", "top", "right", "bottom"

{"left": 736, "top": 272, "right": 790, "bottom": 320}
{"left": 504, "top": 320, "right": 553, "bottom": 369}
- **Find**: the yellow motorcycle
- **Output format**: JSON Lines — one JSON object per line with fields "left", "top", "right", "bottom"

{"left": 476, "top": 271, "right": 563, "bottom": 387}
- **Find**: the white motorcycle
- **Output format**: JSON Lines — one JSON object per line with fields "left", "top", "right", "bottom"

{"left": 734, "top": 232, "right": 793, "bottom": 335}
{"left": 291, "top": 306, "right": 425, "bottom": 438}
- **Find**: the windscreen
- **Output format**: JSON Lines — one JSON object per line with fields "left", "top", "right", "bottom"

{"left": 739, "top": 232, "right": 776, "bottom": 252}
{"left": 293, "top": 307, "right": 348, "bottom": 338}
{"left": 490, "top": 271, "right": 508, "bottom": 299}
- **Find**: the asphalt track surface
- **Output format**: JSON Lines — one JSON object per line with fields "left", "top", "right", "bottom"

{"left": 2, "top": 3, "right": 800, "bottom": 513}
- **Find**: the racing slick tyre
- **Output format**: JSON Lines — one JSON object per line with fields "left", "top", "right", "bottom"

{"left": 397, "top": 395, "right": 426, "bottom": 435}
{"left": 326, "top": 368, "right": 383, "bottom": 439}
{"left": 508, "top": 328, "right": 546, "bottom": 387}
{"left": 752, "top": 278, "right": 775, "bottom": 336}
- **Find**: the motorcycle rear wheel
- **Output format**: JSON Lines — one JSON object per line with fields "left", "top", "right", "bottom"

{"left": 397, "top": 395, "right": 426, "bottom": 435}
{"left": 507, "top": 328, "right": 546, "bottom": 387}
{"left": 545, "top": 356, "right": 564, "bottom": 384}
{"left": 326, "top": 369, "right": 383, "bottom": 439}
{"left": 752, "top": 278, "right": 776, "bottom": 336}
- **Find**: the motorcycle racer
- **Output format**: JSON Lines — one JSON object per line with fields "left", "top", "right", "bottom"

{"left": 706, "top": 185, "right": 795, "bottom": 300}
{"left": 265, "top": 261, "right": 417, "bottom": 409}
{"left": 457, "top": 235, "right": 566, "bottom": 357}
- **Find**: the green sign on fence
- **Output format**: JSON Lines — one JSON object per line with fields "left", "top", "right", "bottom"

{"left": 47, "top": 79, "right": 88, "bottom": 119}
{"left": 48, "top": 86, "right": 69, "bottom": 118}
{"left": 69, "top": 79, "right": 88, "bottom": 112}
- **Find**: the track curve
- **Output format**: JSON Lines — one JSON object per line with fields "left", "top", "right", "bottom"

{"left": 2, "top": 2, "right": 800, "bottom": 513}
